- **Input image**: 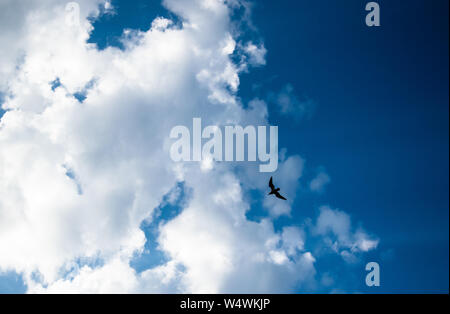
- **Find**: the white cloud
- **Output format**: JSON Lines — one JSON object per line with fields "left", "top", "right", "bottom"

{"left": 281, "top": 226, "right": 305, "bottom": 255}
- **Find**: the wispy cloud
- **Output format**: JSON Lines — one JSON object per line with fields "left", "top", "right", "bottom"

{"left": 269, "top": 84, "right": 316, "bottom": 121}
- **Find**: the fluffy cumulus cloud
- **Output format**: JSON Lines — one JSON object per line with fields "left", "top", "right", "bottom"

{"left": 0, "top": 0, "right": 378, "bottom": 293}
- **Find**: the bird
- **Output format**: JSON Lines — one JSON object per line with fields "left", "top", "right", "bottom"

{"left": 268, "top": 176, "right": 287, "bottom": 200}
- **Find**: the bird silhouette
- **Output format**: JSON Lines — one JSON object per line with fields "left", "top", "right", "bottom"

{"left": 268, "top": 176, "right": 287, "bottom": 200}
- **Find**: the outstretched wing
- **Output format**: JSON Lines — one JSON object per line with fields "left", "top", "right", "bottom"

{"left": 269, "top": 176, "right": 274, "bottom": 189}
{"left": 274, "top": 191, "right": 287, "bottom": 200}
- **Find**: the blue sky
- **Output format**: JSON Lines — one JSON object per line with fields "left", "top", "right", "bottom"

{"left": 0, "top": 0, "right": 448, "bottom": 293}
{"left": 239, "top": 0, "right": 449, "bottom": 292}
